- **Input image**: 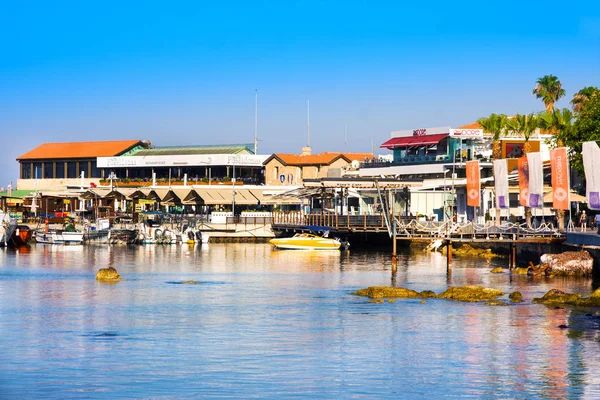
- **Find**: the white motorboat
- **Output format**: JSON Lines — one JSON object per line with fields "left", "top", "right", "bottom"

{"left": 270, "top": 233, "right": 343, "bottom": 250}
{"left": 34, "top": 230, "right": 84, "bottom": 245}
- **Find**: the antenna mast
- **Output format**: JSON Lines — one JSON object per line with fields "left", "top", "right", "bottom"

{"left": 254, "top": 90, "right": 258, "bottom": 154}
{"left": 307, "top": 100, "right": 310, "bottom": 147}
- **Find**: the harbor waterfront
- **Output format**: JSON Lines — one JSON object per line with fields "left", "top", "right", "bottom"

{"left": 1, "top": 243, "right": 600, "bottom": 398}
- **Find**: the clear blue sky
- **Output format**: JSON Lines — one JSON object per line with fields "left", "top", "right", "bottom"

{"left": 1, "top": 0, "right": 599, "bottom": 186}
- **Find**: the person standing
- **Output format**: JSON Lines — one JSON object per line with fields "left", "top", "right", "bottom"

{"left": 580, "top": 210, "right": 587, "bottom": 232}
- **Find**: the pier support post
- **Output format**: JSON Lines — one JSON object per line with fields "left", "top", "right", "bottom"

{"left": 512, "top": 242, "right": 516, "bottom": 268}
{"left": 391, "top": 220, "right": 397, "bottom": 272}
{"left": 446, "top": 239, "right": 452, "bottom": 266}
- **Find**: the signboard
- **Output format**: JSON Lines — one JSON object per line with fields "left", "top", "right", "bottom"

{"left": 390, "top": 126, "right": 451, "bottom": 138}
{"left": 98, "top": 154, "right": 269, "bottom": 168}
{"left": 449, "top": 129, "right": 483, "bottom": 138}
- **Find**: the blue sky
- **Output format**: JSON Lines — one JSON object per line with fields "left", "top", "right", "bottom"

{"left": 1, "top": 0, "right": 599, "bottom": 186}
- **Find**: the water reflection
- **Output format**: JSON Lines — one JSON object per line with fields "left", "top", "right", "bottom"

{"left": 0, "top": 244, "right": 598, "bottom": 398}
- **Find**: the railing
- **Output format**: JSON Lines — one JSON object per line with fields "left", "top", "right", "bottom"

{"left": 272, "top": 211, "right": 563, "bottom": 239}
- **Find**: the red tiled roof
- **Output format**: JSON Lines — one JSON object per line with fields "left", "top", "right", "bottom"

{"left": 380, "top": 134, "right": 449, "bottom": 149}
{"left": 17, "top": 140, "right": 145, "bottom": 160}
{"left": 457, "top": 122, "right": 482, "bottom": 129}
{"left": 269, "top": 152, "right": 373, "bottom": 166}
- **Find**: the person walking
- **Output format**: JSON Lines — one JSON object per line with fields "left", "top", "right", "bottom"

{"left": 580, "top": 210, "right": 587, "bottom": 232}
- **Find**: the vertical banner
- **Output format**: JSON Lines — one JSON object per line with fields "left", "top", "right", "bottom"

{"left": 550, "top": 147, "right": 570, "bottom": 210}
{"left": 466, "top": 160, "right": 480, "bottom": 207}
{"left": 583, "top": 141, "right": 600, "bottom": 210}
{"left": 517, "top": 156, "right": 529, "bottom": 207}
{"left": 493, "top": 159, "right": 509, "bottom": 208}
{"left": 526, "top": 152, "right": 543, "bottom": 209}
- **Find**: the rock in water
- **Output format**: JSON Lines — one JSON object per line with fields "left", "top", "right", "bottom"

{"left": 437, "top": 285, "right": 504, "bottom": 302}
{"left": 539, "top": 251, "right": 593, "bottom": 277}
{"left": 96, "top": 267, "right": 121, "bottom": 282}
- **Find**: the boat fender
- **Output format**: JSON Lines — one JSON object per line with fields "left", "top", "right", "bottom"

{"left": 195, "top": 231, "right": 202, "bottom": 241}
{"left": 187, "top": 231, "right": 195, "bottom": 241}
{"left": 154, "top": 229, "right": 162, "bottom": 240}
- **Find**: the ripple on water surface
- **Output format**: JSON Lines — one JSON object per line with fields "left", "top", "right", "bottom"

{"left": 0, "top": 244, "right": 598, "bottom": 399}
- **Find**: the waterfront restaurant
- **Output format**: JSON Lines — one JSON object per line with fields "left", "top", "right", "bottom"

{"left": 16, "top": 141, "right": 268, "bottom": 192}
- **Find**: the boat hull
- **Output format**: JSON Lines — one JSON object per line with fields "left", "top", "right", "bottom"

{"left": 35, "top": 231, "right": 84, "bottom": 245}
{"left": 270, "top": 234, "right": 342, "bottom": 250}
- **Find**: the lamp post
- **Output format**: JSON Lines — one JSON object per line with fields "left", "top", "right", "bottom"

{"left": 443, "top": 169, "right": 449, "bottom": 222}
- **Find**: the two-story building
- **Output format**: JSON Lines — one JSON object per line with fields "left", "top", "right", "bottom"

{"left": 263, "top": 147, "right": 373, "bottom": 186}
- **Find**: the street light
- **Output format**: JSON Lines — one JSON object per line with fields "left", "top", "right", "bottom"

{"left": 443, "top": 169, "right": 449, "bottom": 222}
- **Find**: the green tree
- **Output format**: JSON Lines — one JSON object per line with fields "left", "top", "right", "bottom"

{"left": 477, "top": 113, "right": 508, "bottom": 160}
{"left": 571, "top": 86, "right": 599, "bottom": 114}
{"left": 533, "top": 75, "right": 566, "bottom": 113}
{"left": 538, "top": 108, "right": 575, "bottom": 148}
{"left": 507, "top": 113, "right": 538, "bottom": 153}
{"left": 570, "top": 92, "right": 600, "bottom": 176}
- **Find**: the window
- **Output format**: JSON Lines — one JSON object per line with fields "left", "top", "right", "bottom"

{"left": 67, "top": 162, "right": 77, "bottom": 178}
{"left": 21, "top": 163, "right": 31, "bottom": 179}
{"left": 56, "top": 163, "right": 65, "bottom": 178}
{"left": 33, "top": 163, "right": 42, "bottom": 179}
{"left": 79, "top": 161, "right": 89, "bottom": 178}
{"left": 43, "top": 162, "right": 53, "bottom": 179}
{"left": 274, "top": 166, "right": 279, "bottom": 180}
{"left": 90, "top": 161, "right": 101, "bottom": 178}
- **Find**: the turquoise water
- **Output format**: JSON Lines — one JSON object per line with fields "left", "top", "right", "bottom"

{"left": 1, "top": 244, "right": 599, "bottom": 399}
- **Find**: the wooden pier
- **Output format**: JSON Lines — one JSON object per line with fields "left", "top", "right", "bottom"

{"left": 272, "top": 211, "right": 566, "bottom": 269}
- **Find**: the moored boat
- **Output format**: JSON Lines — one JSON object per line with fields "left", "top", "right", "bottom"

{"left": 0, "top": 213, "right": 18, "bottom": 247}
{"left": 10, "top": 225, "right": 33, "bottom": 247}
{"left": 34, "top": 230, "right": 84, "bottom": 245}
{"left": 270, "top": 233, "right": 343, "bottom": 250}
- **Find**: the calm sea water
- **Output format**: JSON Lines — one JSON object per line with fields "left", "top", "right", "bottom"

{"left": 1, "top": 243, "right": 599, "bottom": 399}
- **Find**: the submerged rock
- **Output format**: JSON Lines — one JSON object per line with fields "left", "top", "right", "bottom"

{"left": 353, "top": 286, "right": 422, "bottom": 299}
{"left": 509, "top": 292, "right": 523, "bottom": 303}
{"left": 437, "top": 285, "right": 504, "bottom": 302}
{"left": 533, "top": 289, "right": 582, "bottom": 305}
{"left": 353, "top": 285, "right": 506, "bottom": 304}
{"left": 539, "top": 251, "right": 593, "bottom": 277}
{"left": 95, "top": 267, "right": 121, "bottom": 282}
{"left": 491, "top": 267, "right": 504, "bottom": 273}
{"left": 453, "top": 244, "right": 500, "bottom": 258}
{"left": 513, "top": 267, "right": 530, "bottom": 275}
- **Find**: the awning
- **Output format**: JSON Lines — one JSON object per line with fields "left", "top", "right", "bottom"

{"left": 147, "top": 189, "right": 170, "bottom": 202}
{"left": 543, "top": 190, "right": 587, "bottom": 203}
{"left": 161, "top": 189, "right": 204, "bottom": 204}
{"left": 380, "top": 133, "right": 449, "bottom": 149}
{"left": 80, "top": 188, "right": 111, "bottom": 199}
{"left": 194, "top": 189, "right": 259, "bottom": 205}
{"left": 195, "top": 189, "right": 226, "bottom": 205}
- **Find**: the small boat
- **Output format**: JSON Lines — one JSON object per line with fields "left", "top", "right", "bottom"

{"left": 34, "top": 230, "right": 84, "bottom": 245}
{"left": 0, "top": 213, "right": 18, "bottom": 247}
{"left": 10, "top": 225, "right": 33, "bottom": 247}
{"left": 270, "top": 233, "right": 343, "bottom": 250}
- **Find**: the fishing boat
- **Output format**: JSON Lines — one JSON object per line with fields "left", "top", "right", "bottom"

{"left": 0, "top": 212, "right": 18, "bottom": 247}
{"left": 10, "top": 225, "right": 33, "bottom": 247}
{"left": 34, "top": 230, "right": 84, "bottom": 245}
{"left": 270, "top": 233, "right": 343, "bottom": 250}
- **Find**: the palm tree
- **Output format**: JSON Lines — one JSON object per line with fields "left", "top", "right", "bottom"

{"left": 477, "top": 113, "right": 508, "bottom": 226}
{"left": 507, "top": 113, "right": 539, "bottom": 228}
{"left": 477, "top": 113, "right": 508, "bottom": 160}
{"left": 538, "top": 108, "right": 574, "bottom": 230}
{"left": 571, "top": 86, "right": 599, "bottom": 114}
{"left": 507, "top": 113, "right": 538, "bottom": 153}
{"left": 533, "top": 75, "right": 566, "bottom": 113}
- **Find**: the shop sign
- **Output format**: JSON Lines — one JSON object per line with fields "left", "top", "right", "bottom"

{"left": 449, "top": 129, "right": 483, "bottom": 138}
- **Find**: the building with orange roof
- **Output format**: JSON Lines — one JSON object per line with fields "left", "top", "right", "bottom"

{"left": 263, "top": 150, "right": 373, "bottom": 186}
{"left": 17, "top": 140, "right": 148, "bottom": 190}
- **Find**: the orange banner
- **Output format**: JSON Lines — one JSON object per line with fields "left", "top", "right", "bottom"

{"left": 518, "top": 156, "right": 529, "bottom": 207}
{"left": 466, "top": 160, "right": 480, "bottom": 207}
{"left": 550, "top": 147, "right": 570, "bottom": 210}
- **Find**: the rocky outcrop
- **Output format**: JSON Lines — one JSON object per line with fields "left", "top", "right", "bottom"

{"left": 509, "top": 292, "right": 523, "bottom": 303}
{"left": 539, "top": 251, "right": 593, "bottom": 277}
{"left": 491, "top": 267, "right": 503, "bottom": 273}
{"left": 353, "top": 285, "right": 505, "bottom": 304}
{"left": 453, "top": 244, "right": 500, "bottom": 258}
{"left": 95, "top": 267, "right": 121, "bottom": 282}
{"left": 437, "top": 286, "right": 504, "bottom": 302}
{"left": 533, "top": 289, "right": 600, "bottom": 307}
